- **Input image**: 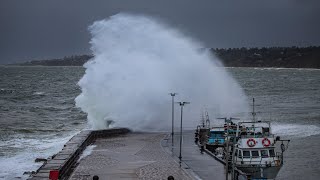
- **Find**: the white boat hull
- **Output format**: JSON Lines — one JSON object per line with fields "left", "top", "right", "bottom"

{"left": 237, "top": 165, "right": 282, "bottom": 179}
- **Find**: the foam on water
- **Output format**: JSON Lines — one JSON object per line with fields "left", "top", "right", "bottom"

{"left": 0, "top": 133, "right": 76, "bottom": 180}
{"left": 272, "top": 123, "right": 320, "bottom": 138}
{"left": 33, "top": 92, "right": 45, "bottom": 96}
{"left": 75, "top": 13, "right": 249, "bottom": 131}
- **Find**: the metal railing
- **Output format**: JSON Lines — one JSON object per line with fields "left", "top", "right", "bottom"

{"left": 234, "top": 153, "right": 283, "bottom": 167}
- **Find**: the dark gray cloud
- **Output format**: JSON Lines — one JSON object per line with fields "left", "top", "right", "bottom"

{"left": 1, "top": 0, "right": 320, "bottom": 63}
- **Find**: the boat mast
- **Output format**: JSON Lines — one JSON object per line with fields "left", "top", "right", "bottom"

{"left": 205, "top": 111, "right": 210, "bottom": 128}
{"left": 201, "top": 111, "right": 205, "bottom": 127}
{"left": 252, "top": 98, "right": 256, "bottom": 123}
{"left": 252, "top": 98, "right": 256, "bottom": 137}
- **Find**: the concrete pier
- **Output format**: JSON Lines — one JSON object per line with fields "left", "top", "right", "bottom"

{"left": 29, "top": 129, "right": 225, "bottom": 179}
{"left": 28, "top": 128, "right": 130, "bottom": 180}
{"left": 70, "top": 133, "right": 193, "bottom": 179}
{"left": 169, "top": 131, "right": 225, "bottom": 180}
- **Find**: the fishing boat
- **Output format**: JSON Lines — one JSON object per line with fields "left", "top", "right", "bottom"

{"left": 195, "top": 99, "right": 290, "bottom": 179}
{"left": 231, "top": 120, "right": 289, "bottom": 179}
{"left": 195, "top": 112, "right": 211, "bottom": 153}
{"left": 206, "top": 127, "right": 225, "bottom": 156}
{"left": 228, "top": 98, "right": 290, "bottom": 179}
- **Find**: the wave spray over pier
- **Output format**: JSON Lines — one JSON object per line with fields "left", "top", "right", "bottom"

{"left": 75, "top": 13, "right": 248, "bottom": 131}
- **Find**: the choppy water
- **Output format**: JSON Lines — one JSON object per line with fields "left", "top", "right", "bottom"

{"left": 0, "top": 66, "right": 319, "bottom": 179}
{"left": 0, "top": 66, "right": 86, "bottom": 179}
{"left": 229, "top": 67, "right": 320, "bottom": 180}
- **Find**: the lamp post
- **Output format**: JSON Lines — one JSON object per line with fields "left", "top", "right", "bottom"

{"left": 169, "top": 93, "right": 177, "bottom": 147}
{"left": 176, "top": 101, "right": 190, "bottom": 167}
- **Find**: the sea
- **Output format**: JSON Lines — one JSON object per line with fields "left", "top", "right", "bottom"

{"left": 0, "top": 66, "right": 319, "bottom": 180}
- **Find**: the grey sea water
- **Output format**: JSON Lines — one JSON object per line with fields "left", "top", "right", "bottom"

{"left": 0, "top": 66, "right": 319, "bottom": 179}
{"left": 0, "top": 66, "right": 87, "bottom": 179}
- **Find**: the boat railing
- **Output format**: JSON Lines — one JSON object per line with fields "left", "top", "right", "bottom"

{"left": 239, "top": 133, "right": 274, "bottom": 139}
{"left": 235, "top": 154, "right": 282, "bottom": 167}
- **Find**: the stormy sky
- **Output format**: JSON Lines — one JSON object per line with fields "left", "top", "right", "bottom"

{"left": 1, "top": 0, "right": 320, "bottom": 64}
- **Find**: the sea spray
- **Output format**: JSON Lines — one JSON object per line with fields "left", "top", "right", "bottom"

{"left": 75, "top": 13, "right": 249, "bottom": 131}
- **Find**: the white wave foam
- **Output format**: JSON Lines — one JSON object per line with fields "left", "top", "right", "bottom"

{"left": 272, "top": 123, "right": 320, "bottom": 138}
{"left": 33, "top": 92, "right": 45, "bottom": 95}
{"left": 251, "top": 67, "right": 320, "bottom": 71}
{"left": 75, "top": 13, "right": 249, "bottom": 131}
{"left": 0, "top": 133, "right": 77, "bottom": 180}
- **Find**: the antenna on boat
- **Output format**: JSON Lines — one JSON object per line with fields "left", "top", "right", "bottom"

{"left": 201, "top": 111, "right": 205, "bottom": 127}
{"left": 251, "top": 98, "right": 257, "bottom": 137}
{"left": 252, "top": 98, "right": 256, "bottom": 123}
{"left": 269, "top": 98, "right": 272, "bottom": 122}
{"left": 205, "top": 111, "right": 210, "bottom": 128}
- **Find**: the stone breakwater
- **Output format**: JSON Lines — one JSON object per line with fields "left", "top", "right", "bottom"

{"left": 28, "top": 128, "right": 131, "bottom": 180}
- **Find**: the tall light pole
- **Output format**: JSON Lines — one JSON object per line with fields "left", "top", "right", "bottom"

{"left": 176, "top": 101, "right": 190, "bottom": 167}
{"left": 169, "top": 93, "right": 177, "bottom": 147}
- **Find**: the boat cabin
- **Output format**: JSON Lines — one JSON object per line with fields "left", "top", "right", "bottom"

{"left": 234, "top": 121, "right": 282, "bottom": 168}
{"left": 208, "top": 127, "right": 225, "bottom": 144}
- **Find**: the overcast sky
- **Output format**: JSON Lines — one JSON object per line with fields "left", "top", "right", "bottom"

{"left": 1, "top": 0, "right": 320, "bottom": 63}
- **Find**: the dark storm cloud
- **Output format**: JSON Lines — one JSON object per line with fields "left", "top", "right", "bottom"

{"left": 0, "top": 0, "right": 320, "bottom": 63}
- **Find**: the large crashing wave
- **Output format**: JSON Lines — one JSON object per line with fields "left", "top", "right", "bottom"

{"left": 75, "top": 13, "right": 249, "bottom": 131}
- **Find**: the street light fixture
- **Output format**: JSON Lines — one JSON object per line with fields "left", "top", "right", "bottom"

{"left": 176, "top": 101, "right": 190, "bottom": 167}
{"left": 169, "top": 93, "right": 177, "bottom": 147}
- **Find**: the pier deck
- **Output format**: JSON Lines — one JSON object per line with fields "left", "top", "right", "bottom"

{"left": 170, "top": 131, "right": 225, "bottom": 180}
{"left": 29, "top": 129, "right": 225, "bottom": 180}
{"left": 71, "top": 131, "right": 225, "bottom": 180}
{"left": 70, "top": 132, "right": 192, "bottom": 180}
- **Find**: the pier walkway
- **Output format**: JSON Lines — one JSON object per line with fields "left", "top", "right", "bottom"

{"left": 70, "top": 132, "right": 193, "bottom": 180}
{"left": 174, "top": 131, "right": 226, "bottom": 180}
{"left": 70, "top": 131, "right": 224, "bottom": 180}
{"left": 169, "top": 131, "right": 225, "bottom": 180}
{"left": 29, "top": 128, "right": 225, "bottom": 179}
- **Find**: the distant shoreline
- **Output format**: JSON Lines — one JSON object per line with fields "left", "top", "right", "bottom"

{"left": 8, "top": 46, "right": 320, "bottom": 69}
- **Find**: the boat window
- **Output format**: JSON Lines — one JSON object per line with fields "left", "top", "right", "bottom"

{"left": 243, "top": 151, "right": 250, "bottom": 158}
{"left": 216, "top": 133, "right": 223, "bottom": 138}
{"left": 262, "top": 127, "right": 270, "bottom": 135}
{"left": 269, "top": 149, "right": 275, "bottom": 157}
{"left": 251, "top": 150, "right": 259, "bottom": 158}
{"left": 211, "top": 132, "right": 224, "bottom": 138}
{"left": 238, "top": 150, "right": 242, "bottom": 158}
{"left": 261, "top": 150, "right": 268, "bottom": 158}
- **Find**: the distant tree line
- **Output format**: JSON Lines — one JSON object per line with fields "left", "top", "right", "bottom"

{"left": 211, "top": 46, "right": 320, "bottom": 68}
{"left": 16, "top": 46, "right": 320, "bottom": 68}
{"left": 17, "top": 55, "right": 93, "bottom": 66}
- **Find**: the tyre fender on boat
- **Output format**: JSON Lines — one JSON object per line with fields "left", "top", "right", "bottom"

{"left": 262, "top": 138, "right": 271, "bottom": 147}
{"left": 247, "top": 138, "right": 256, "bottom": 147}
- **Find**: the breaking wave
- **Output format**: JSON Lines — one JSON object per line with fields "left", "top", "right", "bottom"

{"left": 75, "top": 13, "right": 249, "bottom": 131}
